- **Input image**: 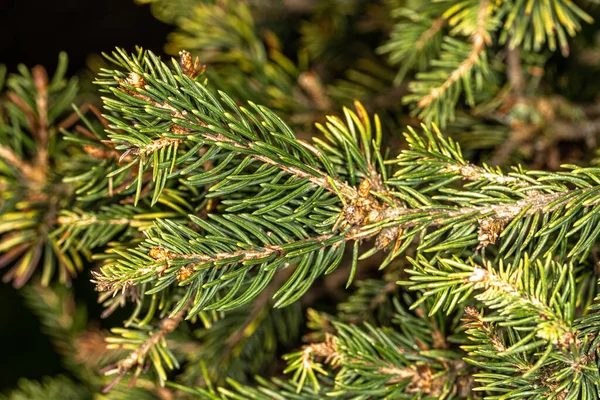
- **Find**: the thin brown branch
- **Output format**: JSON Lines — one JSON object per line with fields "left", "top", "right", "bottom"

{"left": 115, "top": 52, "right": 357, "bottom": 202}
{"left": 489, "top": 122, "right": 538, "bottom": 167}
{"left": 298, "top": 71, "right": 332, "bottom": 111}
{"left": 119, "top": 72, "right": 199, "bottom": 123}
{"left": 148, "top": 233, "right": 336, "bottom": 265}
{"left": 93, "top": 233, "right": 341, "bottom": 293}
{"left": 1, "top": 66, "right": 51, "bottom": 186}
{"left": 32, "top": 66, "right": 50, "bottom": 171}
{"left": 6, "top": 92, "right": 36, "bottom": 132}
{"left": 551, "top": 119, "right": 600, "bottom": 149}
{"left": 362, "top": 188, "right": 570, "bottom": 233}
{"left": 416, "top": 17, "right": 446, "bottom": 50}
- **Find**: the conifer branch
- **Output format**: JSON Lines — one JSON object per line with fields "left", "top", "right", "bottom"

{"left": 200, "top": 131, "right": 357, "bottom": 200}
{"left": 102, "top": 301, "right": 191, "bottom": 392}
{"left": 417, "top": 0, "right": 491, "bottom": 108}
{"left": 0, "top": 145, "right": 45, "bottom": 184}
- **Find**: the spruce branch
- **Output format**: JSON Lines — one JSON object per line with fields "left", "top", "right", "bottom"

{"left": 499, "top": 0, "right": 593, "bottom": 57}
{"left": 74, "top": 43, "right": 600, "bottom": 396}
{"left": 407, "top": 254, "right": 593, "bottom": 395}
{"left": 0, "top": 53, "right": 84, "bottom": 287}
{"left": 417, "top": 0, "right": 492, "bottom": 109}
{"left": 0, "top": 144, "right": 45, "bottom": 184}
{"left": 102, "top": 300, "right": 191, "bottom": 392}
{"left": 93, "top": 50, "right": 600, "bottom": 326}
{"left": 284, "top": 300, "right": 473, "bottom": 397}
{"left": 383, "top": 0, "right": 594, "bottom": 127}
{"left": 416, "top": 17, "right": 446, "bottom": 51}
{"left": 377, "top": 5, "right": 446, "bottom": 84}
{"left": 462, "top": 304, "right": 599, "bottom": 398}
{"left": 401, "top": 0, "right": 500, "bottom": 126}
{"left": 506, "top": 45, "right": 525, "bottom": 95}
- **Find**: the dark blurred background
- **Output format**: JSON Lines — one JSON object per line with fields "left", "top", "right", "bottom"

{"left": 0, "top": 0, "right": 170, "bottom": 390}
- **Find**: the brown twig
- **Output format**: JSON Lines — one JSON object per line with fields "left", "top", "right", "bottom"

{"left": 489, "top": 122, "right": 538, "bottom": 167}
{"left": 416, "top": 17, "right": 446, "bottom": 50}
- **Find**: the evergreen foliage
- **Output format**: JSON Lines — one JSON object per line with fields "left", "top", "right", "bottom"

{"left": 3, "top": 0, "right": 600, "bottom": 398}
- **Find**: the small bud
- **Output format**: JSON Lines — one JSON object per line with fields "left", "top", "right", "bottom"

{"left": 176, "top": 265, "right": 194, "bottom": 283}
{"left": 464, "top": 306, "right": 479, "bottom": 317}
{"left": 170, "top": 124, "right": 191, "bottom": 135}
{"left": 344, "top": 205, "right": 364, "bottom": 226}
{"left": 477, "top": 217, "right": 507, "bottom": 249}
{"left": 122, "top": 72, "right": 146, "bottom": 88}
{"left": 149, "top": 246, "right": 171, "bottom": 261}
{"left": 179, "top": 50, "right": 206, "bottom": 79}
{"left": 375, "top": 226, "right": 399, "bottom": 250}
{"left": 358, "top": 179, "right": 371, "bottom": 198}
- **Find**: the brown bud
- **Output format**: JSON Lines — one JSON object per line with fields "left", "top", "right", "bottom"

{"left": 358, "top": 179, "right": 371, "bottom": 198}
{"left": 464, "top": 306, "right": 479, "bottom": 317}
{"left": 375, "top": 226, "right": 399, "bottom": 250}
{"left": 179, "top": 50, "right": 205, "bottom": 79}
{"left": 122, "top": 72, "right": 146, "bottom": 88}
{"left": 170, "top": 124, "right": 191, "bottom": 135}
{"left": 176, "top": 265, "right": 194, "bottom": 283}
{"left": 149, "top": 246, "right": 171, "bottom": 261}
{"left": 477, "top": 217, "right": 507, "bottom": 249}
{"left": 179, "top": 50, "right": 193, "bottom": 72}
{"left": 344, "top": 205, "right": 365, "bottom": 226}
